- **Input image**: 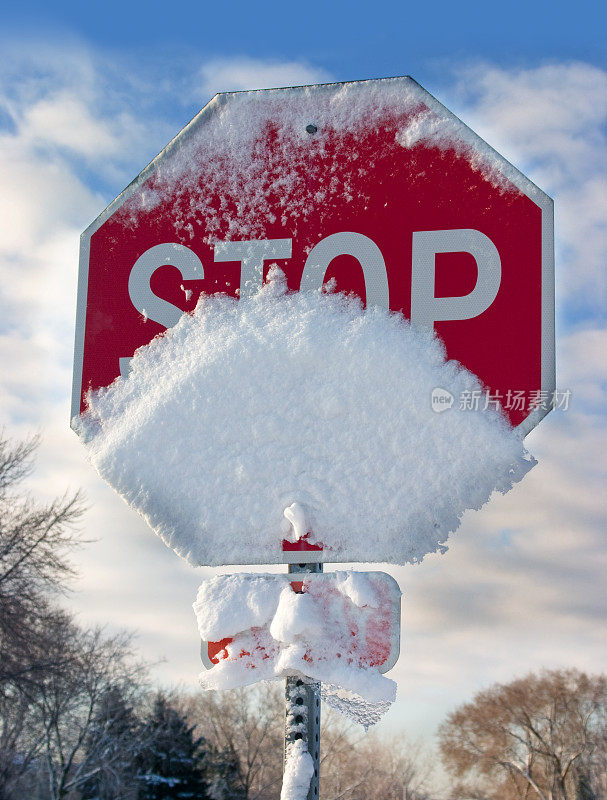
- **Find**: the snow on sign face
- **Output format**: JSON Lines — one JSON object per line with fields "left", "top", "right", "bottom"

{"left": 76, "top": 278, "right": 535, "bottom": 566}
{"left": 195, "top": 572, "right": 400, "bottom": 679}
{"left": 73, "top": 76, "right": 554, "bottom": 435}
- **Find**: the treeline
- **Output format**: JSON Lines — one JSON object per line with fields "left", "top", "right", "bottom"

{"left": 0, "top": 434, "right": 214, "bottom": 800}
{"left": 0, "top": 435, "right": 432, "bottom": 800}
{"left": 1, "top": 434, "right": 606, "bottom": 800}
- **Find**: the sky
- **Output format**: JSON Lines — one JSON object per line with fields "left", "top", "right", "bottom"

{"left": 1, "top": 0, "right": 606, "bottom": 786}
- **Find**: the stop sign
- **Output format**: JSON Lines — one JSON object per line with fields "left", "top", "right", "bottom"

{"left": 72, "top": 76, "right": 554, "bottom": 435}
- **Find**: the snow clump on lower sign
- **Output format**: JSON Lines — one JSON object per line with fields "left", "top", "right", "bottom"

{"left": 194, "top": 572, "right": 400, "bottom": 726}
{"left": 76, "top": 270, "right": 535, "bottom": 566}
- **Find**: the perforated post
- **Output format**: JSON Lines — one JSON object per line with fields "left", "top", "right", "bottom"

{"left": 284, "top": 561, "right": 322, "bottom": 800}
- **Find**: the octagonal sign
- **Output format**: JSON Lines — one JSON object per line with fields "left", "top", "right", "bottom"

{"left": 72, "top": 76, "right": 554, "bottom": 437}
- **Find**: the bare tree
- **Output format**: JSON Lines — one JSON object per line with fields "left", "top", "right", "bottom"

{"left": 317, "top": 711, "right": 372, "bottom": 800}
{"left": 320, "top": 715, "right": 432, "bottom": 800}
{"left": 0, "top": 434, "right": 86, "bottom": 798}
{"left": 181, "top": 685, "right": 435, "bottom": 800}
{"left": 29, "top": 624, "right": 147, "bottom": 800}
{"left": 0, "top": 434, "right": 85, "bottom": 686}
{"left": 0, "top": 434, "right": 151, "bottom": 800}
{"left": 180, "top": 684, "right": 284, "bottom": 800}
{"left": 438, "top": 668, "right": 607, "bottom": 800}
{"left": 587, "top": 730, "right": 607, "bottom": 799}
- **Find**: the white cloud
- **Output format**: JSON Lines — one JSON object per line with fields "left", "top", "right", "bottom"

{"left": 19, "top": 90, "right": 125, "bottom": 158}
{"left": 455, "top": 63, "right": 607, "bottom": 165}
{"left": 0, "top": 136, "right": 100, "bottom": 257}
{"left": 449, "top": 62, "right": 607, "bottom": 315}
{"left": 199, "top": 56, "right": 332, "bottom": 95}
{"left": 559, "top": 327, "right": 607, "bottom": 407}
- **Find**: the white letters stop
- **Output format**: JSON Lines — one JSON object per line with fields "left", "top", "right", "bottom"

{"left": 126, "top": 229, "right": 502, "bottom": 360}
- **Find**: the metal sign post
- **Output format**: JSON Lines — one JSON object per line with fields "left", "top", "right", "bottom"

{"left": 285, "top": 561, "right": 322, "bottom": 800}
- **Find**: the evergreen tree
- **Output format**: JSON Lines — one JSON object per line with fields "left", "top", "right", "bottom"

{"left": 206, "top": 747, "right": 246, "bottom": 800}
{"left": 80, "top": 686, "right": 142, "bottom": 800}
{"left": 137, "top": 693, "right": 211, "bottom": 800}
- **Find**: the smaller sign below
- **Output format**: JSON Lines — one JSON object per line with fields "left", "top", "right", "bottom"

{"left": 195, "top": 572, "right": 401, "bottom": 682}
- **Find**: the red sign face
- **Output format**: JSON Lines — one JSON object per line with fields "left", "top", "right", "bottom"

{"left": 73, "top": 77, "right": 554, "bottom": 435}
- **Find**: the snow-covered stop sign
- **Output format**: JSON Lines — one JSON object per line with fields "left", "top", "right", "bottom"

{"left": 72, "top": 76, "right": 554, "bottom": 436}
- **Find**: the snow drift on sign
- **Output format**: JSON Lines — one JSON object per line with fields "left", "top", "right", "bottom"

{"left": 75, "top": 270, "right": 535, "bottom": 565}
{"left": 194, "top": 572, "right": 400, "bottom": 727}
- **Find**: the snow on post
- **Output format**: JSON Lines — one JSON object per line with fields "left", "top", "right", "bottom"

{"left": 281, "top": 740, "right": 314, "bottom": 800}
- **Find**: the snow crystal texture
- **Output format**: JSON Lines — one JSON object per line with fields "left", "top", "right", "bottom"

{"left": 123, "top": 76, "right": 519, "bottom": 242}
{"left": 76, "top": 275, "right": 535, "bottom": 565}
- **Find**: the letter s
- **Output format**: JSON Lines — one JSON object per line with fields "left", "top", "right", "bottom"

{"left": 128, "top": 243, "right": 204, "bottom": 328}
{"left": 120, "top": 243, "right": 204, "bottom": 378}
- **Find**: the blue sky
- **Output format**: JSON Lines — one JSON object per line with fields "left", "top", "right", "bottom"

{"left": 1, "top": 2, "right": 606, "bottom": 791}
{"left": 5, "top": 0, "right": 607, "bottom": 75}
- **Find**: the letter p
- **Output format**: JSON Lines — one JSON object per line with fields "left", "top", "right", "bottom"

{"left": 410, "top": 229, "right": 501, "bottom": 329}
